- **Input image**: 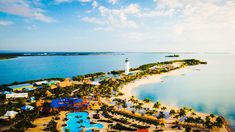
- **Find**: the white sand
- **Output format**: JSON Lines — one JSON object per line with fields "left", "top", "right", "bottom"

{"left": 119, "top": 67, "right": 208, "bottom": 117}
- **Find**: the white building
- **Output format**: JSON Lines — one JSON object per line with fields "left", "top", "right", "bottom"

{"left": 125, "top": 58, "right": 130, "bottom": 75}
{"left": 34, "top": 80, "right": 48, "bottom": 85}
{"left": 5, "top": 93, "right": 28, "bottom": 99}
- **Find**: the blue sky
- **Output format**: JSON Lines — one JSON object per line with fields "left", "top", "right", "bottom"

{"left": 0, "top": 0, "right": 235, "bottom": 52}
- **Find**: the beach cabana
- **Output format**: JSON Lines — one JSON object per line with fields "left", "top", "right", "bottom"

{"left": 4, "top": 111, "right": 18, "bottom": 119}
{"left": 8, "top": 83, "right": 34, "bottom": 91}
{"left": 21, "top": 105, "right": 34, "bottom": 111}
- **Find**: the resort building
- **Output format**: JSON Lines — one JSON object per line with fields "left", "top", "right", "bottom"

{"left": 88, "top": 101, "right": 100, "bottom": 110}
{"left": 58, "top": 78, "right": 72, "bottom": 88}
{"left": 5, "top": 93, "right": 28, "bottom": 99}
{"left": 50, "top": 98, "right": 89, "bottom": 110}
{"left": 34, "top": 80, "right": 48, "bottom": 86}
{"left": 45, "top": 90, "right": 53, "bottom": 97}
{"left": 125, "top": 58, "right": 130, "bottom": 75}
{"left": 8, "top": 83, "right": 34, "bottom": 91}
{"left": 1, "top": 111, "right": 18, "bottom": 119}
{"left": 36, "top": 99, "right": 45, "bottom": 107}
{"left": 21, "top": 105, "right": 34, "bottom": 111}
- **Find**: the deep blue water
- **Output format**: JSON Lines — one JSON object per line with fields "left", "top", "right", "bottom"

{"left": 0, "top": 53, "right": 234, "bottom": 129}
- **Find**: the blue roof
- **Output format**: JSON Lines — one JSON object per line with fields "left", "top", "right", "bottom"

{"left": 9, "top": 83, "right": 33, "bottom": 89}
{"left": 50, "top": 98, "right": 84, "bottom": 108}
{"left": 1, "top": 91, "right": 14, "bottom": 94}
{"left": 21, "top": 105, "right": 34, "bottom": 110}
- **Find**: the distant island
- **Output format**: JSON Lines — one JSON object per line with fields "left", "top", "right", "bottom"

{"left": 0, "top": 59, "right": 230, "bottom": 132}
{"left": 0, "top": 55, "right": 17, "bottom": 60}
{"left": 165, "top": 54, "right": 180, "bottom": 57}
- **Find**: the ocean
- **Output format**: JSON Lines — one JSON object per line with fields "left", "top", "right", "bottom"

{"left": 0, "top": 52, "right": 234, "bottom": 129}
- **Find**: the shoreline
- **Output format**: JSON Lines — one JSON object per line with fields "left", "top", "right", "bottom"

{"left": 119, "top": 67, "right": 209, "bottom": 117}
{"left": 120, "top": 67, "right": 187, "bottom": 102}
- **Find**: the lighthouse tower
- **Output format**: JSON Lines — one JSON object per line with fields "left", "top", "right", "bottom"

{"left": 125, "top": 58, "right": 130, "bottom": 75}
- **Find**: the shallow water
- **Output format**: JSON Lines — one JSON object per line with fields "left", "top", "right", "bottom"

{"left": 133, "top": 53, "right": 235, "bottom": 130}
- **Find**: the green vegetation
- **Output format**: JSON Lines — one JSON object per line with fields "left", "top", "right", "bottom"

{"left": 112, "top": 123, "right": 137, "bottom": 131}
{"left": 72, "top": 72, "right": 105, "bottom": 81}
{"left": 109, "top": 70, "right": 125, "bottom": 75}
{"left": 44, "top": 118, "right": 58, "bottom": 132}
{"left": 165, "top": 54, "right": 180, "bottom": 57}
{"left": 0, "top": 55, "right": 17, "bottom": 60}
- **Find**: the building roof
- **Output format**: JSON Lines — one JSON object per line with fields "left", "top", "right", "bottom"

{"left": 138, "top": 129, "right": 149, "bottom": 132}
{"left": 4, "top": 111, "right": 18, "bottom": 117}
{"left": 47, "top": 80, "right": 60, "bottom": 86}
{"left": 21, "top": 105, "right": 34, "bottom": 111}
{"left": 8, "top": 83, "right": 33, "bottom": 90}
{"left": 50, "top": 98, "right": 86, "bottom": 108}
{"left": 1, "top": 91, "right": 14, "bottom": 94}
{"left": 34, "top": 80, "right": 48, "bottom": 85}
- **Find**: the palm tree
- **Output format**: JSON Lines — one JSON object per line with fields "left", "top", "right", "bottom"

{"left": 169, "top": 109, "right": 176, "bottom": 116}
{"left": 143, "top": 98, "right": 151, "bottom": 103}
{"left": 136, "top": 102, "right": 144, "bottom": 112}
{"left": 178, "top": 108, "right": 187, "bottom": 117}
{"left": 153, "top": 101, "right": 161, "bottom": 109}
{"left": 129, "top": 96, "right": 138, "bottom": 105}
{"left": 161, "top": 106, "right": 167, "bottom": 111}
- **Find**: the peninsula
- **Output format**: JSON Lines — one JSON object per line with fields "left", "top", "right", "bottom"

{"left": 0, "top": 59, "right": 231, "bottom": 132}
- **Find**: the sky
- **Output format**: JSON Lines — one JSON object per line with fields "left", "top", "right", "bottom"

{"left": 0, "top": 0, "right": 235, "bottom": 52}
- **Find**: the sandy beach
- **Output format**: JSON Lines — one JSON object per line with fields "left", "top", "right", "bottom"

{"left": 120, "top": 67, "right": 187, "bottom": 101}
{"left": 119, "top": 67, "right": 208, "bottom": 118}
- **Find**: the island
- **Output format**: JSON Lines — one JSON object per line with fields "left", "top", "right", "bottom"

{"left": 0, "top": 59, "right": 231, "bottom": 132}
{"left": 165, "top": 54, "right": 180, "bottom": 57}
{"left": 0, "top": 55, "right": 17, "bottom": 60}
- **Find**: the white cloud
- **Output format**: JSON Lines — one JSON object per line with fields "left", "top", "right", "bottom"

{"left": 124, "top": 4, "right": 140, "bottom": 14}
{"left": 96, "top": 4, "right": 140, "bottom": 30}
{"left": 92, "top": 1, "right": 98, "bottom": 8}
{"left": 108, "top": 0, "right": 118, "bottom": 5}
{"left": 0, "top": 0, "right": 54, "bottom": 23}
{"left": 24, "top": 24, "right": 37, "bottom": 30}
{"left": 54, "top": 0, "right": 91, "bottom": 4}
{"left": 94, "top": 27, "right": 113, "bottom": 32}
{"left": 81, "top": 17, "right": 105, "bottom": 25}
{"left": 0, "top": 20, "right": 13, "bottom": 26}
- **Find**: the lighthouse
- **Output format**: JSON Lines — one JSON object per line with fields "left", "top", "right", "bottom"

{"left": 125, "top": 58, "right": 130, "bottom": 75}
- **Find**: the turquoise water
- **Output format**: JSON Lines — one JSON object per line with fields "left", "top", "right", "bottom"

{"left": 0, "top": 53, "right": 171, "bottom": 84}
{"left": 132, "top": 53, "right": 235, "bottom": 130}
{"left": 63, "top": 112, "right": 103, "bottom": 132}
{"left": 0, "top": 53, "right": 235, "bottom": 129}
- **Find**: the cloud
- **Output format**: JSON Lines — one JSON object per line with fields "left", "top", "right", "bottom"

{"left": 24, "top": 24, "right": 37, "bottom": 30}
{"left": 0, "top": 0, "right": 54, "bottom": 23}
{"left": 122, "top": 32, "right": 156, "bottom": 41}
{"left": 108, "top": 0, "right": 118, "bottom": 5}
{"left": 92, "top": 1, "right": 98, "bottom": 8}
{"left": 54, "top": 0, "right": 91, "bottom": 4}
{"left": 0, "top": 20, "right": 13, "bottom": 26}
{"left": 95, "top": 4, "right": 140, "bottom": 30}
{"left": 94, "top": 27, "right": 113, "bottom": 32}
{"left": 124, "top": 4, "right": 140, "bottom": 14}
{"left": 81, "top": 17, "right": 105, "bottom": 25}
